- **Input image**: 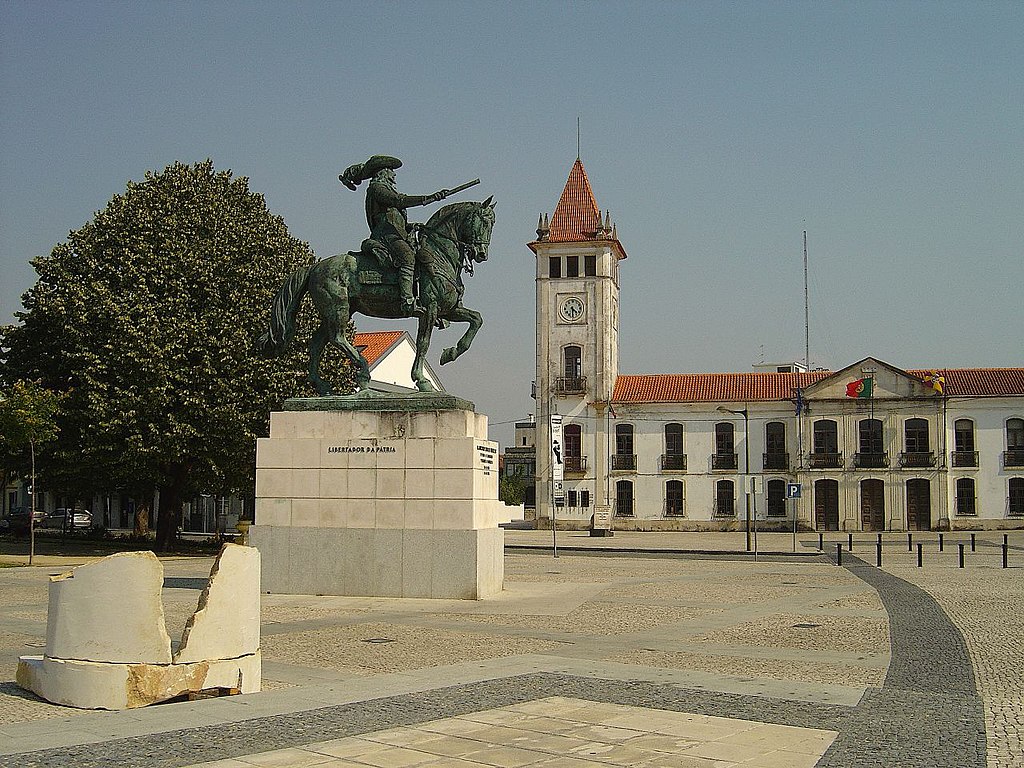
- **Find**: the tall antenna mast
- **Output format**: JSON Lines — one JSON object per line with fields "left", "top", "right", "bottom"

{"left": 803, "top": 230, "right": 810, "bottom": 370}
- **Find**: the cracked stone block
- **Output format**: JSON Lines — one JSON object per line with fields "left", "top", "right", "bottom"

{"left": 46, "top": 551, "right": 172, "bottom": 664}
{"left": 175, "top": 544, "right": 261, "bottom": 663}
{"left": 16, "top": 652, "right": 261, "bottom": 710}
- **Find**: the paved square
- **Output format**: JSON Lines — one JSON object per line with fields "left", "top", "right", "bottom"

{"left": 181, "top": 697, "right": 837, "bottom": 768}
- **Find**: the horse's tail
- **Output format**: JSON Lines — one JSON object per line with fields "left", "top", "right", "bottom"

{"left": 255, "top": 266, "right": 312, "bottom": 356}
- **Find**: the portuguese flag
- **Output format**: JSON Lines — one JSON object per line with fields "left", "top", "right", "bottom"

{"left": 846, "top": 378, "right": 873, "bottom": 398}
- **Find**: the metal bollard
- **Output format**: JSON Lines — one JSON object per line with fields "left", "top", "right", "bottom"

{"left": 917, "top": 542, "right": 923, "bottom": 567}
{"left": 958, "top": 543, "right": 965, "bottom": 568}
{"left": 877, "top": 532, "right": 882, "bottom": 548}
{"left": 848, "top": 532, "right": 854, "bottom": 551}
{"left": 939, "top": 532, "right": 944, "bottom": 552}
{"left": 1003, "top": 539, "right": 1009, "bottom": 569}
{"left": 876, "top": 540, "right": 882, "bottom": 567}
{"left": 819, "top": 532, "right": 824, "bottom": 550}
{"left": 908, "top": 532, "right": 913, "bottom": 551}
{"left": 836, "top": 542, "right": 842, "bottom": 566}
{"left": 971, "top": 532, "right": 976, "bottom": 552}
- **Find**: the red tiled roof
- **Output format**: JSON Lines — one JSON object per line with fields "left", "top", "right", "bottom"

{"left": 907, "top": 368, "right": 1024, "bottom": 397}
{"left": 354, "top": 330, "right": 404, "bottom": 366}
{"left": 613, "top": 372, "right": 830, "bottom": 403}
{"left": 613, "top": 368, "right": 1024, "bottom": 403}
{"left": 548, "top": 158, "right": 602, "bottom": 242}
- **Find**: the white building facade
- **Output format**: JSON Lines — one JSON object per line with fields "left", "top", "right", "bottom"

{"left": 530, "top": 159, "right": 1024, "bottom": 532}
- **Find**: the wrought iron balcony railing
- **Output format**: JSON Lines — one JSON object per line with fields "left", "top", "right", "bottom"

{"left": 1004, "top": 449, "right": 1024, "bottom": 469}
{"left": 660, "top": 453, "right": 687, "bottom": 471}
{"left": 854, "top": 451, "right": 889, "bottom": 469}
{"left": 763, "top": 452, "right": 789, "bottom": 471}
{"left": 808, "top": 451, "right": 843, "bottom": 469}
{"left": 899, "top": 451, "right": 935, "bottom": 468}
{"left": 712, "top": 453, "right": 738, "bottom": 471}
{"left": 564, "top": 455, "right": 587, "bottom": 474}
{"left": 951, "top": 450, "right": 978, "bottom": 468}
{"left": 554, "top": 376, "right": 587, "bottom": 395}
{"left": 611, "top": 454, "right": 637, "bottom": 471}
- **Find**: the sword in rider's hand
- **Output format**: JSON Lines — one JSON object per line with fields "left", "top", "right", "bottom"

{"left": 438, "top": 179, "right": 480, "bottom": 199}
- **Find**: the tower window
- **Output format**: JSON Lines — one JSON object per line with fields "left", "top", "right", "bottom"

{"left": 548, "top": 256, "right": 561, "bottom": 278}
{"left": 566, "top": 255, "right": 579, "bottom": 278}
{"left": 584, "top": 254, "right": 596, "bottom": 276}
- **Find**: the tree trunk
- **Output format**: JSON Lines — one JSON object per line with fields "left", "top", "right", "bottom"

{"left": 155, "top": 467, "right": 188, "bottom": 552}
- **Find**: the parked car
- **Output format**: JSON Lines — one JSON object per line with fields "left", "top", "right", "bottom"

{"left": 3, "top": 507, "right": 47, "bottom": 534}
{"left": 40, "top": 508, "right": 93, "bottom": 531}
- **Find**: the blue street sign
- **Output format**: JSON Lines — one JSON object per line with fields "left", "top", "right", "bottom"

{"left": 786, "top": 482, "right": 802, "bottom": 499}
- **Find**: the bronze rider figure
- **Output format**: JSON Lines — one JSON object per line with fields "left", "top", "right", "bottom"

{"left": 340, "top": 155, "right": 449, "bottom": 317}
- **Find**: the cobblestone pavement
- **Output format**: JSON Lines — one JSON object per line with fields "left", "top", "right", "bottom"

{"left": 1, "top": 532, "right": 1020, "bottom": 767}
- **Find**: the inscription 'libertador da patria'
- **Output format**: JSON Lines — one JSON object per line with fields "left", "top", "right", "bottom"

{"left": 327, "top": 445, "right": 398, "bottom": 454}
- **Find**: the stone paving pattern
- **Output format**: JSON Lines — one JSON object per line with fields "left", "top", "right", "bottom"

{"left": 0, "top": 530, "right": 1021, "bottom": 767}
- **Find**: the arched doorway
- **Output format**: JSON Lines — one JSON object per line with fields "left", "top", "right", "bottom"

{"left": 814, "top": 479, "right": 839, "bottom": 531}
{"left": 861, "top": 479, "right": 886, "bottom": 531}
{"left": 906, "top": 479, "right": 931, "bottom": 531}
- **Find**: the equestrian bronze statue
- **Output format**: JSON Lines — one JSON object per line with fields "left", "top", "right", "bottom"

{"left": 257, "top": 156, "right": 495, "bottom": 395}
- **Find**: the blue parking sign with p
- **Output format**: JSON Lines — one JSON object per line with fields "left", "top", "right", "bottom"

{"left": 786, "top": 483, "right": 802, "bottom": 499}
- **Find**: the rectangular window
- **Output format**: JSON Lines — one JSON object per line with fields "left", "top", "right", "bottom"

{"left": 548, "top": 257, "right": 561, "bottom": 278}
{"left": 580, "top": 489, "right": 590, "bottom": 508}
{"left": 584, "top": 254, "right": 597, "bottom": 276}
{"left": 566, "top": 255, "right": 579, "bottom": 277}
{"left": 567, "top": 490, "right": 578, "bottom": 507}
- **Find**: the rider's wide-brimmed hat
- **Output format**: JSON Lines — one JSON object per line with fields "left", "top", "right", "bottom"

{"left": 339, "top": 155, "right": 403, "bottom": 190}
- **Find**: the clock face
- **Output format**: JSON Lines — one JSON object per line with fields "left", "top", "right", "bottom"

{"left": 559, "top": 296, "right": 585, "bottom": 323}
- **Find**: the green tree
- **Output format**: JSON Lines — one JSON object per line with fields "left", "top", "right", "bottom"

{"left": 499, "top": 475, "right": 526, "bottom": 506}
{"left": 1, "top": 161, "right": 352, "bottom": 550}
{"left": 0, "top": 380, "right": 63, "bottom": 563}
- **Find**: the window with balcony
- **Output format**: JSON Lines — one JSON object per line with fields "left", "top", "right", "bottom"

{"left": 764, "top": 422, "right": 788, "bottom": 470}
{"left": 856, "top": 418, "right": 887, "bottom": 468}
{"left": 811, "top": 420, "right": 842, "bottom": 467}
{"left": 767, "top": 478, "right": 786, "bottom": 517}
{"left": 613, "top": 423, "right": 636, "bottom": 470}
{"left": 1006, "top": 418, "right": 1024, "bottom": 468}
{"left": 665, "top": 480, "right": 685, "bottom": 517}
{"left": 662, "top": 423, "right": 686, "bottom": 471}
{"left": 715, "top": 480, "right": 735, "bottom": 517}
{"left": 563, "top": 424, "right": 585, "bottom": 474}
{"left": 556, "top": 346, "right": 586, "bottom": 394}
{"left": 1009, "top": 478, "right": 1024, "bottom": 517}
{"left": 901, "top": 418, "right": 934, "bottom": 467}
{"left": 956, "top": 477, "right": 976, "bottom": 516}
{"left": 713, "top": 422, "right": 737, "bottom": 470}
{"left": 615, "top": 480, "right": 634, "bottom": 517}
{"left": 953, "top": 419, "right": 977, "bottom": 467}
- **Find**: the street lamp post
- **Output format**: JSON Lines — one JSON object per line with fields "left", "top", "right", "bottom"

{"left": 718, "top": 405, "right": 751, "bottom": 552}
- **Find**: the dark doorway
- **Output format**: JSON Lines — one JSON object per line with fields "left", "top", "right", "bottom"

{"left": 861, "top": 479, "right": 886, "bottom": 531}
{"left": 814, "top": 479, "right": 839, "bottom": 531}
{"left": 906, "top": 479, "right": 931, "bottom": 531}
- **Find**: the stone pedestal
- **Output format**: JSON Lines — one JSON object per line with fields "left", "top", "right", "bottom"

{"left": 249, "top": 393, "right": 505, "bottom": 599}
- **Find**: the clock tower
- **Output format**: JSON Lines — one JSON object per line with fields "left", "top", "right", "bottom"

{"left": 528, "top": 158, "right": 627, "bottom": 526}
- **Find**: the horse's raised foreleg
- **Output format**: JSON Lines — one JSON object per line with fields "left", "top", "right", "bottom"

{"left": 411, "top": 311, "right": 436, "bottom": 392}
{"left": 439, "top": 306, "right": 482, "bottom": 366}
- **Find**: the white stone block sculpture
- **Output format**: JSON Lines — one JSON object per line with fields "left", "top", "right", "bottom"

{"left": 17, "top": 544, "right": 261, "bottom": 710}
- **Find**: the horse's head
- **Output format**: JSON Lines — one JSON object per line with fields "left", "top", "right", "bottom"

{"left": 457, "top": 197, "right": 496, "bottom": 264}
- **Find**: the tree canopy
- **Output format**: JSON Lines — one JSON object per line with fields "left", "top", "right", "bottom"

{"left": 1, "top": 160, "right": 351, "bottom": 548}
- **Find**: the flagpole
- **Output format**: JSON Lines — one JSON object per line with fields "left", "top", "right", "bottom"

{"left": 803, "top": 230, "right": 809, "bottom": 371}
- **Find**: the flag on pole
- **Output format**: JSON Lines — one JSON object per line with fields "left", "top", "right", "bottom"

{"left": 793, "top": 388, "right": 808, "bottom": 415}
{"left": 846, "top": 378, "right": 873, "bottom": 398}
{"left": 924, "top": 370, "right": 945, "bottom": 394}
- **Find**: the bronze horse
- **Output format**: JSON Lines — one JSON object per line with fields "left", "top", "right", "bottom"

{"left": 257, "top": 199, "right": 496, "bottom": 395}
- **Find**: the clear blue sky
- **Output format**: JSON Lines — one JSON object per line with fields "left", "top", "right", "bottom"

{"left": 2, "top": 1, "right": 1022, "bottom": 446}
